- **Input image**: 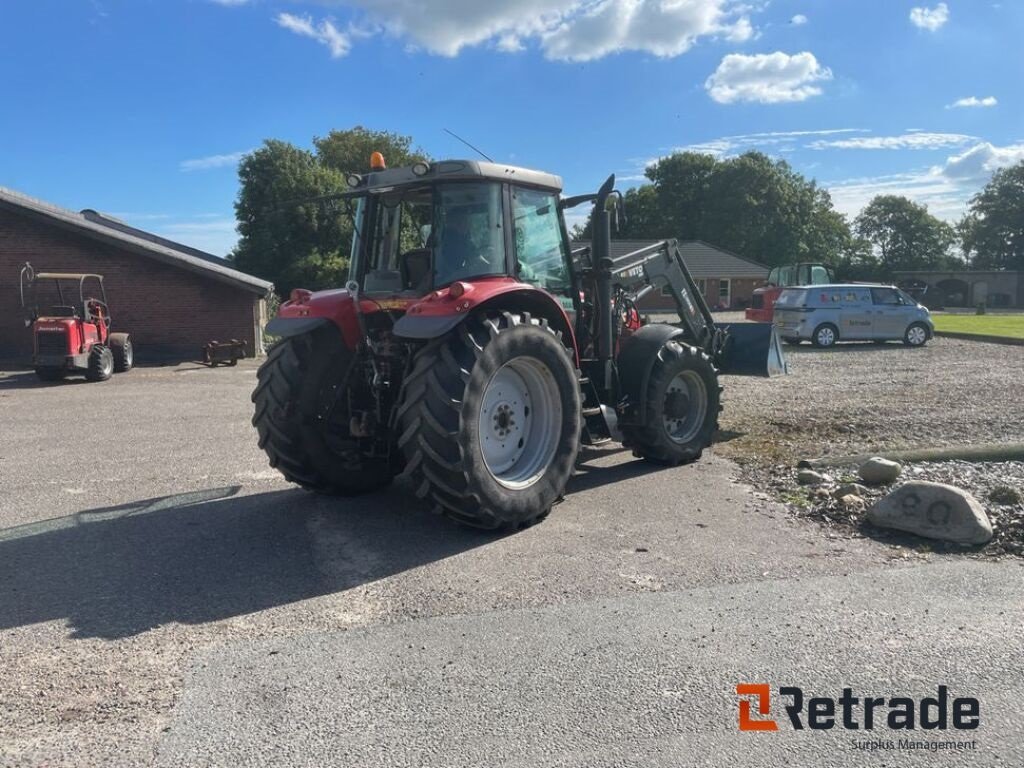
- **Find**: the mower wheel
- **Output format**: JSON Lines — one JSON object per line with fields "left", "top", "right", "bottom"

{"left": 396, "top": 312, "right": 581, "bottom": 530}
{"left": 35, "top": 367, "right": 65, "bottom": 382}
{"left": 621, "top": 341, "right": 720, "bottom": 466}
{"left": 109, "top": 333, "right": 134, "bottom": 372}
{"left": 86, "top": 345, "right": 114, "bottom": 382}
{"left": 251, "top": 327, "right": 393, "bottom": 495}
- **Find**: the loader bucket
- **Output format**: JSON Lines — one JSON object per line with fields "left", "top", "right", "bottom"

{"left": 715, "top": 322, "right": 788, "bottom": 377}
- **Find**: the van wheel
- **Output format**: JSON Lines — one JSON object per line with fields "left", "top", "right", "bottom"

{"left": 812, "top": 324, "right": 838, "bottom": 348}
{"left": 904, "top": 323, "right": 929, "bottom": 347}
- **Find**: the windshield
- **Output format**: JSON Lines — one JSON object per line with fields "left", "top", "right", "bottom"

{"left": 350, "top": 182, "right": 506, "bottom": 294}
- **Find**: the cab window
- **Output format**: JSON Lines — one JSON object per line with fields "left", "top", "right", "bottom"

{"left": 511, "top": 186, "right": 569, "bottom": 293}
{"left": 433, "top": 183, "right": 506, "bottom": 287}
{"left": 871, "top": 288, "right": 902, "bottom": 306}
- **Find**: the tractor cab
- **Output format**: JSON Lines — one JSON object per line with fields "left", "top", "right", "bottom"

{"left": 343, "top": 159, "right": 571, "bottom": 302}
{"left": 19, "top": 263, "right": 133, "bottom": 382}
{"left": 746, "top": 262, "right": 834, "bottom": 322}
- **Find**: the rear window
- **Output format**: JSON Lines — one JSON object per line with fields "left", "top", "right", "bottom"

{"left": 774, "top": 288, "right": 807, "bottom": 307}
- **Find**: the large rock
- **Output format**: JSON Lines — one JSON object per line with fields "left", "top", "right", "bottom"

{"left": 797, "top": 469, "right": 829, "bottom": 486}
{"left": 859, "top": 457, "right": 902, "bottom": 485}
{"left": 867, "top": 481, "right": 993, "bottom": 545}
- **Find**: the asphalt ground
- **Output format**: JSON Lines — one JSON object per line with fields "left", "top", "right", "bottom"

{"left": 0, "top": 361, "right": 1021, "bottom": 766}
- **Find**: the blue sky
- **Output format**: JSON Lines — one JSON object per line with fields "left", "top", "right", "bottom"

{"left": 2, "top": 0, "right": 1022, "bottom": 255}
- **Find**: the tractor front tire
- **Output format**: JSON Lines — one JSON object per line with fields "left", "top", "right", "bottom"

{"left": 109, "top": 333, "right": 134, "bottom": 372}
{"left": 251, "top": 328, "right": 393, "bottom": 495}
{"left": 35, "top": 367, "right": 65, "bottom": 382}
{"left": 621, "top": 341, "right": 720, "bottom": 466}
{"left": 86, "top": 345, "right": 114, "bottom": 382}
{"left": 397, "top": 312, "right": 581, "bottom": 530}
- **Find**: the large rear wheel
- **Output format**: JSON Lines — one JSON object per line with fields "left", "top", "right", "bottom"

{"left": 621, "top": 341, "right": 720, "bottom": 466}
{"left": 109, "top": 333, "right": 134, "bottom": 372}
{"left": 251, "top": 328, "right": 393, "bottom": 495}
{"left": 397, "top": 312, "right": 581, "bottom": 529}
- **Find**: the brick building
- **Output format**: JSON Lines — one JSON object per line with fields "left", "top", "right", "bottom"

{"left": 572, "top": 239, "right": 769, "bottom": 311}
{"left": 0, "top": 186, "right": 273, "bottom": 361}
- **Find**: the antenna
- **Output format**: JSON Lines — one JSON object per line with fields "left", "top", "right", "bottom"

{"left": 444, "top": 128, "right": 494, "bottom": 163}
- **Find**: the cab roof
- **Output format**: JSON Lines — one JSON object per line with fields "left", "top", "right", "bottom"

{"left": 354, "top": 159, "right": 563, "bottom": 194}
{"left": 35, "top": 272, "right": 104, "bottom": 281}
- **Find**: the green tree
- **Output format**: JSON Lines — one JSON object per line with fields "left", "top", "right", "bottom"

{"left": 314, "top": 125, "right": 425, "bottom": 175}
{"left": 582, "top": 151, "right": 853, "bottom": 269}
{"left": 231, "top": 127, "right": 426, "bottom": 296}
{"left": 959, "top": 161, "right": 1024, "bottom": 270}
{"left": 853, "top": 195, "right": 958, "bottom": 275}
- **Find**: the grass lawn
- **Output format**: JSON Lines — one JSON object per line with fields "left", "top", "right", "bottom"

{"left": 932, "top": 313, "right": 1024, "bottom": 339}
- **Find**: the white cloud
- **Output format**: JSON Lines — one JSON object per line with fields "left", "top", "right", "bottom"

{"left": 677, "top": 127, "right": 867, "bottom": 156}
{"left": 327, "top": 0, "right": 756, "bottom": 60}
{"left": 276, "top": 13, "right": 351, "bottom": 58}
{"left": 704, "top": 51, "right": 832, "bottom": 104}
{"left": 826, "top": 141, "right": 1024, "bottom": 221}
{"left": 910, "top": 3, "right": 949, "bottom": 31}
{"left": 790, "top": 14, "right": 808, "bottom": 25}
{"left": 179, "top": 150, "right": 250, "bottom": 172}
{"left": 939, "top": 142, "right": 1024, "bottom": 182}
{"left": 809, "top": 132, "right": 974, "bottom": 150}
{"left": 947, "top": 96, "right": 998, "bottom": 109}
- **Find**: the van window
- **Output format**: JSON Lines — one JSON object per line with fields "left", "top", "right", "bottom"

{"left": 871, "top": 287, "right": 902, "bottom": 306}
{"left": 775, "top": 288, "right": 807, "bottom": 307}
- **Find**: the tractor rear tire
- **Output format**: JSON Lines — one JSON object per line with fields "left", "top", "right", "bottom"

{"left": 251, "top": 327, "right": 393, "bottom": 495}
{"left": 110, "top": 333, "right": 134, "bottom": 372}
{"left": 396, "top": 312, "right": 581, "bottom": 530}
{"left": 35, "top": 367, "right": 65, "bottom": 382}
{"left": 86, "top": 345, "right": 114, "bottom": 382}
{"left": 621, "top": 341, "right": 720, "bottom": 466}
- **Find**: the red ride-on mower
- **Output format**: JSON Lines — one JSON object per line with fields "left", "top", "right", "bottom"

{"left": 19, "top": 263, "right": 134, "bottom": 382}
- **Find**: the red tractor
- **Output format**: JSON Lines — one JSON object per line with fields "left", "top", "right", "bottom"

{"left": 745, "top": 262, "right": 833, "bottom": 322}
{"left": 254, "top": 156, "right": 785, "bottom": 529}
{"left": 19, "top": 263, "right": 134, "bottom": 382}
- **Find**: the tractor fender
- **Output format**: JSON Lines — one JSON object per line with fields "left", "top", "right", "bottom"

{"left": 615, "top": 323, "right": 689, "bottom": 425}
{"left": 268, "top": 288, "right": 361, "bottom": 349}
{"left": 393, "top": 280, "right": 578, "bottom": 362}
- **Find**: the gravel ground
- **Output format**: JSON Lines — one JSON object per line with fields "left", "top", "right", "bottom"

{"left": 717, "top": 335, "right": 1024, "bottom": 465}
{"left": 714, "top": 334, "right": 1024, "bottom": 557}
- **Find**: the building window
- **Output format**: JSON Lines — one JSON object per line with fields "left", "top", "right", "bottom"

{"left": 718, "top": 278, "right": 730, "bottom": 306}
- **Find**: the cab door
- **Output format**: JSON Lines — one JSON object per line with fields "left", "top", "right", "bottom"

{"left": 870, "top": 287, "right": 907, "bottom": 339}
{"left": 838, "top": 288, "right": 874, "bottom": 339}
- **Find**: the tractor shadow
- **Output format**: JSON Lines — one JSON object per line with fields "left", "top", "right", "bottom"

{"left": 0, "top": 484, "right": 501, "bottom": 640}
{"left": 0, "top": 371, "right": 92, "bottom": 389}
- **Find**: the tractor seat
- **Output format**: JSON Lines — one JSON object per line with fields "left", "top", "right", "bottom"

{"left": 46, "top": 305, "right": 78, "bottom": 318}
{"left": 400, "top": 249, "right": 432, "bottom": 291}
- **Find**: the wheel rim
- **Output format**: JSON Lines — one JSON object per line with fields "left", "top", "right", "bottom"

{"left": 124, "top": 342, "right": 133, "bottom": 366}
{"left": 478, "top": 357, "right": 562, "bottom": 490}
{"left": 818, "top": 327, "right": 835, "bottom": 346}
{"left": 907, "top": 326, "right": 926, "bottom": 345}
{"left": 662, "top": 370, "right": 708, "bottom": 445}
{"left": 102, "top": 351, "right": 113, "bottom": 376}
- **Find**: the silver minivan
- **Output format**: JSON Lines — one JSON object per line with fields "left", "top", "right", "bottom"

{"left": 774, "top": 284, "right": 934, "bottom": 347}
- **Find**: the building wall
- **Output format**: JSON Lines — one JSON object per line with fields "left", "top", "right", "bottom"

{"left": 894, "top": 271, "right": 1023, "bottom": 309}
{"left": 0, "top": 209, "right": 262, "bottom": 360}
{"left": 638, "top": 276, "right": 763, "bottom": 312}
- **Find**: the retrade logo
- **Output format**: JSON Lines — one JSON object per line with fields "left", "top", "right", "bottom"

{"left": 736, "top": 685, "right": 979, "bottom": 732}
{"left": 736, "top": 684, "right": 778, "bottom": 731}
